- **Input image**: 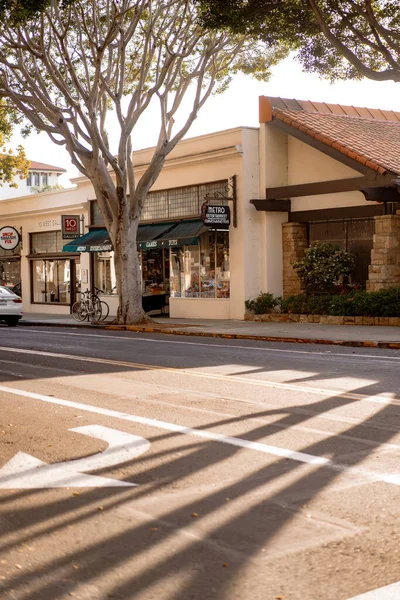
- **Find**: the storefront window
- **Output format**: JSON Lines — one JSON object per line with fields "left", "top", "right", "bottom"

{"left": 170, "top": 231, "right": 229, "bottom": 299}
{"left": 200, "top": 231, "right": 216, "bottom": 298}
{"left": 216, "top": 231, "right": 230, "bottom": 298}
{"left": 0, "top": 244, "right": 21, "bottom": 292}
{"left": 32, "top": 259, "right": 71, "bottom": 304}
{"left": 0, "top": 259, "right": 20, "bottom": 290}
{"left": 31, "top": 231, "right": 65, "bottom": 254}
{"left": 93, "top": 252, "right": 117, "bottom": 295}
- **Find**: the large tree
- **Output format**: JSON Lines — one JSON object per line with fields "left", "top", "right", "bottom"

{"left": 198, "top": 0, "right": 400, "bottom": 82}
{"left": 0, "top": 0, "right": 284, "bottom": 323}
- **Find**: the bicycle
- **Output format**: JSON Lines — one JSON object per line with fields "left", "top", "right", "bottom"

{"left": 72, "top": 288, "right": 109, "bottom": 323}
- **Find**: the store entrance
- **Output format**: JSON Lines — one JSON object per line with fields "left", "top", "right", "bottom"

{"left": 141, "top": 248, "right": 169, "bottom": 314}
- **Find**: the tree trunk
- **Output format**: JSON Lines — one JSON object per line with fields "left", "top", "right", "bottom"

{"left": 112, "top": 218, "right": 145, "bottom": 324}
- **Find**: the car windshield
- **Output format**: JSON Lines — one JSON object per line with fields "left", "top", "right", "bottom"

{"left": 0, "top": 286, "right": 15, "bottom": 296}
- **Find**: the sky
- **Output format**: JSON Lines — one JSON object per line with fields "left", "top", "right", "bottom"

{"left": 11, "top": 55, "right": 400, "bottom": 188}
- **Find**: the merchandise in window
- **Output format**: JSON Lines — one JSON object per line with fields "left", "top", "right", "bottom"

{"left": 200, "top": 231, "right": 216, "bottom": 298}
{"left": 141, "top": 248, "right": 169, "bottom": 294}
{"left": 216, "top": 231, "right": 230, "bottom": 298}
{"left": 170, "top": 231, "right": 230, "bottom": 299}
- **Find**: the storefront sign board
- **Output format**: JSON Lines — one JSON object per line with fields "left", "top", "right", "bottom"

{"left": 201, "top": 204, "right": 230, "bottom": 228}
{"left": 62, "top": 215, "right": 80, "bottom": 239}
{"left": 0, "top": 226, "right": 20, "bottom": 251}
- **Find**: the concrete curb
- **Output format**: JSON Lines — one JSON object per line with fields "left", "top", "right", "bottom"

{"left": 105, "top": 324, "right": 400, "bottom": 350}
{"left": 18, "top": 320, "right": 400, "bottom": 349}
{"left": 20, "top": 320, "right": 108, "bottom": 329}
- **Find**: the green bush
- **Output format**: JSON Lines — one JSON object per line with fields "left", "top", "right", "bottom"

{"left": 292, "top": 242, "right": 355, "bottom": 293}
{"left": 280, "top": 288, "right": 400, "bottom": 317}
{"left": 281, "top": 294, "right": 332, "bottom": 315}
{"left": 245, "top": 292, "right": 280, "bottom": 314}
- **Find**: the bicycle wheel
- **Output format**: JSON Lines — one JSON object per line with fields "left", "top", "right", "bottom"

{"left": 72, "top": 301, "right": 87, "bottom": 322}
{"left": 99, "top": 300, "right": 109, "bottom": 321}
{"left": 91, "top": 301, "right": 102, "bottom": 323}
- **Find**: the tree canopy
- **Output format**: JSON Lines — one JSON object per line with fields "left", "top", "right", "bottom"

{"left": 0, "top": 100, "right": 29, "bottom": 188}
{"left": 0, "top": 0, "right": 285, "bottom": 322}
{"left": 198, "top": 0, "right": 400, "bottom": 82}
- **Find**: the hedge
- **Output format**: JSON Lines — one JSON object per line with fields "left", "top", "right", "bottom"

{"left": 280, "top": 288, "right": 400, "bottom": 318}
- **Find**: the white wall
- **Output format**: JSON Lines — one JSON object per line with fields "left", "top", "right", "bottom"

{"left": 0, "top": 172, "right": 62, "bottom": 200}
{"left": 258, "top": 124, "right": 290, "bottom": 297}
{"left": 287, "top": 137, "right": 370, "bottom": 211}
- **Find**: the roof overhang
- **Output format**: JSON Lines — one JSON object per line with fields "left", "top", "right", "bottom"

{"left": 270, "top": 116, "right": 393, "bottom": 177}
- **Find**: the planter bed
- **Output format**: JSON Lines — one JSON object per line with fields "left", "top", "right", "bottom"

{"left": 244, "top": 313, "right": 400, "bottom": 326}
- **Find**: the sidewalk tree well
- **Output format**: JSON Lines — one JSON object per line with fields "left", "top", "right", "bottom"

{"left": 198, "top": 0, "right": 400, "bottom": 82}
{"left": 0, "top": 0, "right": 285, "bottom": 324}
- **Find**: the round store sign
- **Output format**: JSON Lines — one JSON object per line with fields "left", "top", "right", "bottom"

{"left": 0, "top": 226, "right": 20, "bottom": 251}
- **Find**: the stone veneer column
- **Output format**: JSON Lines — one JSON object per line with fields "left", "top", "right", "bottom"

{"left": 282, "top": 222, "right": 308, "bottom": 297}
{"left": 367, "top": 214, "right": 400, "bottom": 291}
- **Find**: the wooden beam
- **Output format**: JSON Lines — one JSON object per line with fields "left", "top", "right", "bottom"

{"left": 361, "top": 187, "right": 400, "bottom": 202}
{"left": 289, "top": 204, "right": 388, "bottom": 223}
{"left": 250, "top": 199, "right": 291, "bottom": 212}
{"left": 266, "top": 176, "right": 394, "bottom": 200}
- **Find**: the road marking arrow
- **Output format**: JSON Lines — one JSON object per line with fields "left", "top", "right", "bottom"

{"left": 0, "top": 425, "right": 150, "bottom": 489}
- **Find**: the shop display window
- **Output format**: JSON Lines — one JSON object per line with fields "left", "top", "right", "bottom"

{"left": 0, "top": 244, "right": 21, "bottom": 292}
{"left": 170, "top": 231, "right": 229, "bottom": 299}
{"left": 93, "top": 252, "right": 117, "bottom": 295}
{"left": 141, "top": 248, "right": 170, "bottom": 295}
{"left": 32, "top": 259, "right": 72, "bottom": 304}
{"left": 0, "top": 259, "right": 20, "bottom": 290}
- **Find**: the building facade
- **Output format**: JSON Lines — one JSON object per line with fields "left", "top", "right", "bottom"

{"left": 254, "top": 96, "right": 400, "bottom": 298}
{"left": 1, "top": 96, "right": 400, "bottom": 320}
{"left": 0, "top": 127, "right": 263, "bottom": 319}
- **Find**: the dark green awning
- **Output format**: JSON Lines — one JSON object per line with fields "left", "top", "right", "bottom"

{"left": 137, "top": 222, "right": 176, "bottom": 250}
{"left": 63, "top": 221, "right": 207, "bottom": 253}
{"left": 156, "top": 220, "right": 207, "bottom": 248}
{"left": 63, "top": 229, "right": 112, "bottom": 253}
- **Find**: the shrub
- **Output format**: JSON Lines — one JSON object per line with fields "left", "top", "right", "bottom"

{"left": 280, "top": 287, "right": 400, "bottom": 317}
{"left": 281, "top": 293, "right": 332, "bottom": 315}
{"left": 292, "top": 242, "right": 355, "bottom": 293}
{"left": 245, "top": 292, "right": 280, "bottom": 314}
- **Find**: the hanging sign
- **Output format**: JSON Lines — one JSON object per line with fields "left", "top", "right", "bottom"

{"left": 0, "top": 226, "right": 20, "bottom": 250}
{"left": 201, "top": 203, "right": 230, "bottom": 228}
{"left": 61, "top": 215, "right": 80, "bottom": 239}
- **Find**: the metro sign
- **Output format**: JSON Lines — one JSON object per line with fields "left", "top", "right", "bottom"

{"left": 0, "top": 226, "right": 20, "bottom": 251}
{"left": 62, "top": 215, "right": 80, "bottom": 239}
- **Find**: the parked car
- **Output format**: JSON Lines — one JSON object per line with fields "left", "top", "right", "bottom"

{"left": 0, "top": 285, "right": 23, "bottom": 326}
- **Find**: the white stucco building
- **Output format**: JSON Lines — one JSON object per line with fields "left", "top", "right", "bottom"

{"left": 0, "top": 160, "right": 66, "bottom": 200}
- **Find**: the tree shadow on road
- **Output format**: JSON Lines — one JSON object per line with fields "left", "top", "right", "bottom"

{"left": 1, "top": 334, "right": 400, "bottom": 599}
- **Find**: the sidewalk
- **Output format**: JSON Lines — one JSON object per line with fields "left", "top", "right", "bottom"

{"left": 19, "top": 312, "right": 400, "bottom": 349}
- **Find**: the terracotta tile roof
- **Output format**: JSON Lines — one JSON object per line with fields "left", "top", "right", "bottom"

{"left": 259, "top": 96, "right": 400, "bottom": 176}
{"left": 29, "top": 161, "right": 66, "bottom": 172}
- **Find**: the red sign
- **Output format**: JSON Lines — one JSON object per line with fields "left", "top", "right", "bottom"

{"left": 0, "top": 226, "right": 20, "bottom": 250}
{"left": 62, "top": 215, "right": 80, "bottom": 239}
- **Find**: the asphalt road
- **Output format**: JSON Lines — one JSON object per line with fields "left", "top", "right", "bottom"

{"left": 0, "top": 326, "right": 399, "bottom": 600}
